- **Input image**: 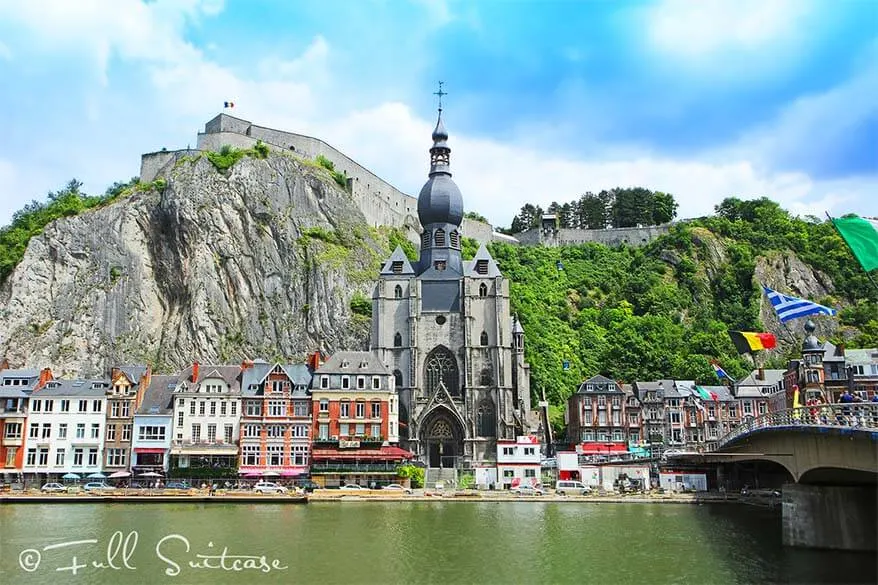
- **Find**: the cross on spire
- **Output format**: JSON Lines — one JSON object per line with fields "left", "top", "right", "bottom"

{"left": 434, "top": 81, "right": 447, "bottom": 111}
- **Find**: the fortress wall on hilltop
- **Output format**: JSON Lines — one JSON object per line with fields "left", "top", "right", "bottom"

{"left": 516, "top": 224, "right": 671, "bottom": 247}
{"left": 140, "top": 149, "right": 201, "bottom": 183}
{"left": 142, "top": 114, "right": 501, "bottom": 244}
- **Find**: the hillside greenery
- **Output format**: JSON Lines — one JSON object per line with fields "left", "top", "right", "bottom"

{"left": 489, "top": 197, "right": 878, "bottom": 437}
{"left": 509, "top": 187, "right": 679, "bottom": 233}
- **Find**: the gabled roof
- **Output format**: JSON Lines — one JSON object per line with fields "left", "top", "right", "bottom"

{"left": 463, "top": 244, "right": 502, "bottom": 278}
{"left": 736, "top": 369, "right": 785, "bottom": 387}
{"left": 241, "top": 362, "right": 313, "bottom": 396}
{"left": 118, "top": 365, "right": 148, "bottom": 385}
{"left": 313, "top": 351, "right": 390, "bottom": 377}
{"left": 575, "top": 375, "right": 622, "bottom": 393}
{"left": 379, "top": 246, "right": 416, "bottom": 276}
{"left": 136, "top": 375, "right": 178, "bottom": 415}
{"left": 37, "top": 379, "right": 109, "bottom": 397}
{"left": 632, "top": 379, "right": 674, "bottom": 401}
{"left": 180, "top": 364, "right": 242, "bottom": 392}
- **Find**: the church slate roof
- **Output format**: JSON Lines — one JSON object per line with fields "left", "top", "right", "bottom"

{"left": 380, "top": 246, "right": 416, "bottom": 276}
{"left": 463, "top": 244, "right": 502, "bottom": 278}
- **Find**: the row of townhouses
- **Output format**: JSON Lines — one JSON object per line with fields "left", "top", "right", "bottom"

{"left": 0, "top": 352, "right": 411, "bottom": 487}
{"left": 565, "top": 332, "right": 878, "bottom": 455}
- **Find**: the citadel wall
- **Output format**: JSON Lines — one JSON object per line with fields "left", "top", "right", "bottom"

{"left": 140, "top": 114, "right": 669, "bottom": 249}
{"left": 515, "top": 224, "right": 671, "bottom": 247}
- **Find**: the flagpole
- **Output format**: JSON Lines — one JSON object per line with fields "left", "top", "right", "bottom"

{"left": 826, "top": 211, "right": 878, "bottom": 293}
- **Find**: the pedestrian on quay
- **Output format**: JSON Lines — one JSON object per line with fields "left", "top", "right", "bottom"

{"left": 839, "top": 390, "right": 855, "bottom": 425}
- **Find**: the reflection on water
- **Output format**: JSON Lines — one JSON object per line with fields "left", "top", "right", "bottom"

{"left": 0, "top": 502, "right": 874, "bottom": 585}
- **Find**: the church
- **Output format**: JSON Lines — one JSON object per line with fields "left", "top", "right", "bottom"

{"left": 371, "top": 107, "right": 534, "bottom": 469}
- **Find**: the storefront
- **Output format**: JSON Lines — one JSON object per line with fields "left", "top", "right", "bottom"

{"left": 310, "top": 445, "right": 413, "bottom": 488}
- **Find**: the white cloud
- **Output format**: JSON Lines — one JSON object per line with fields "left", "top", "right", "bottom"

{"left": 646, "top": 0, "right": 811, "bottom": 56}
{"left": 0, "top": 0, "right": 874, "bottom": 234}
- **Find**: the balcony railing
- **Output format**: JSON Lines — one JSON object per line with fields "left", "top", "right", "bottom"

{"left": 310, "top": 461, "right": 401, "bottom": 473}
{"left": 711, "top": 403, "right": 878, "bottom": 451}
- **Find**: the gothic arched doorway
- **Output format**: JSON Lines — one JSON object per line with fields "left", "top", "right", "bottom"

{"left": 421, "top": 409, "right": 464, "bottom": 468}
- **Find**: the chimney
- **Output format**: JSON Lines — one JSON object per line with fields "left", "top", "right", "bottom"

{"left": 307, "top": 351, "right": 323, "bottom": 371}
{"left": 0, "top": 358, "right": 8, "bottom": 371}
{"left": 111, "top": 366, "right": 121, "bottom": 381}
{"left": 37, "top": 367, "right": 54, "bottom": 390}
{"left": 758, "top": 368, "right": 765, "bottom": 381}
{"left": 191, "top": 361, "right": 200, "bottom": 383}
{"left": 241, "top": 359, "right": 254, "bottom": 371}
{"left": 135, "top": 365, "right": 153, "bottom": 409}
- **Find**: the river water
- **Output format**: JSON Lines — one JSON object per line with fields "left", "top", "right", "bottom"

{"left": 1, "top": 502, "right": 874, "bottom": 584}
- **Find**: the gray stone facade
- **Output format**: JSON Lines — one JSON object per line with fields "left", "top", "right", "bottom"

{"left": 370, "top": 114, "right": 531, "bottom": 469}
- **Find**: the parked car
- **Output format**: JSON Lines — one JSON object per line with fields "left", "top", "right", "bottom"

{"left": 382, "top": 483, "right": 412, "bottom": 494}
{"left": 294, "top": 479, "right": 320, "bottom": 493}
{"left": 253, "top": 481, "right": 288, "bottom": 494}
{"left": 555, "top": 480, "right": 591, "bottom": 496}
{"left": 339, "top": 484, "right": 367, "bottom": 491}
{"left": 82, "top": 482, "right": 113, "bottom": 492}
{"left": 511, "top": 484, "right": 545, "bottom": 496}
{"left": 40, "top": 482, "right": 67, "bottom": 493}
{"left": 165, "top": 481, "right": 190, "bottom": 490}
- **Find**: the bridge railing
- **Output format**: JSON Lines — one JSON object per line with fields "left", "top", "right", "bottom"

{"left": 711, "top": 403, "right": 878, "bottom": 451}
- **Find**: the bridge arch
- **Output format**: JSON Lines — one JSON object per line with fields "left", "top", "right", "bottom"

{"left": 798, "top": 467, "right": 878, "bottom": 486}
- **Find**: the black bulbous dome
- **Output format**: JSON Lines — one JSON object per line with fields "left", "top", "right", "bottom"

{"left": 418, "top": 175, "right": 464, "bottom": 227}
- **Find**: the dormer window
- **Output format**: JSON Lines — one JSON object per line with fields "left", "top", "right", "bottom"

{"left": 392, "top": 261, "right": 403, "bottom": 274}
{"left": 476, "top": 260, "right": 488, "bottom": 275}
{"left": 359, "top": 361, "right": 368, "bottom": 369}
{"left": 341, "top": 360, "right": 350, "bottom": 368}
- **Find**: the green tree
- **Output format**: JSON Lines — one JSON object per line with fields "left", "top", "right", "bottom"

{"left": 652, "top": 191, "right": 678, "bottom": 224}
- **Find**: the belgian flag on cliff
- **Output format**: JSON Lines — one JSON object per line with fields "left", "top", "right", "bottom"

{"left": 728, "top": 331, "right": 777, "bottom": 354}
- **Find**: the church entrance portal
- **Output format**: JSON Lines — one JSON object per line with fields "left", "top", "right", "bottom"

{"left": 423, "top": 415, "right": 462, "bottom": 468}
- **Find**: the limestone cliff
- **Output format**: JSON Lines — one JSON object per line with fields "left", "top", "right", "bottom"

{"left": 0, "top": 154, "right": 388, "bottom": 376}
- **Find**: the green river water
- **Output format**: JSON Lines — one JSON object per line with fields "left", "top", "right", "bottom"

{"left": 0, "top": 502, "right": 874, "bottom": 585}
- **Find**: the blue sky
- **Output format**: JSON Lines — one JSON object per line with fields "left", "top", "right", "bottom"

{"left": 0, "top": 0, "right": 876, "bottom": 229}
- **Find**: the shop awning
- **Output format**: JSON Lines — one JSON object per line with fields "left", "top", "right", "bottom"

{"left": 311, "top": 446, "right": 414, "bottom": 461}
{"left": 577, "top": 442, "right": 629, "bottom": 455}
{"left": 134, "top": 448, "right": 166, "bottom": 454}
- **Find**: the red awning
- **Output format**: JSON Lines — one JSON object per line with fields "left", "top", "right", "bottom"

{"left": 312, "top": 446, "right": 414, "bottom": 461}
{"left": 578, "top": 442, "right": 629, "bottom": 455}
{"left": 134, "top": 448, "right": 166, "bottom": 454}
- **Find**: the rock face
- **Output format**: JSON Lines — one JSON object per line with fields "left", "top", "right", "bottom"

{"left": 755, "top": 251, "right": 845, "bottom": 348}
{"left": 0, "top": 154, "right": 387, "bottom": 376}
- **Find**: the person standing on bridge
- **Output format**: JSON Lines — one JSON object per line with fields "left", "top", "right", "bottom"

{"left": 839, "top": 390, "right": 855, "bottom": 426}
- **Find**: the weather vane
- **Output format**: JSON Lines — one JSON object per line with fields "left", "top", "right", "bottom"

{"left": 434, "top": 81, "right": 447, "bottom": 111}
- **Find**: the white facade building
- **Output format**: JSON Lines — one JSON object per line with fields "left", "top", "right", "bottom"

{"left": 170, "top": 363, "right": 242, "bottom": 473}
{"left": 496, "top": 435, "right": 541, "bottom": 489}
{"left": 131, "top": 375, "right": 177, "bottom": 473}
{"left": 23, "top": 380, "right": 109, "bottom": 477}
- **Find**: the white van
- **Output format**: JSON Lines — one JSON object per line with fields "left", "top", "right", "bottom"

{"left": 555, "top": 480, "right": 591, "bottom": 495}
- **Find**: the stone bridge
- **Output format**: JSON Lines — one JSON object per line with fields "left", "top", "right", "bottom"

{"left": 702, "top": 404, "right": 877, "bottom": 551}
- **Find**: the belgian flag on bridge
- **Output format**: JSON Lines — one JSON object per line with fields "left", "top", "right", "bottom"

{"left": 728, "top": 331, "right": 777, "bottom": 354}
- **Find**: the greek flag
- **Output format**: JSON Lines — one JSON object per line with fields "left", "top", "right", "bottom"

{"left": 762, "top": 285, "right": 837, "bottom": 323}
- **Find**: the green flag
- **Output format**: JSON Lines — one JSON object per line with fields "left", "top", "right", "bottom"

{"left": 694, "top": 386, "right": 711, "bottom": 400}
{"left": 832, "top": 216, "right": 878, "bottom": 272}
